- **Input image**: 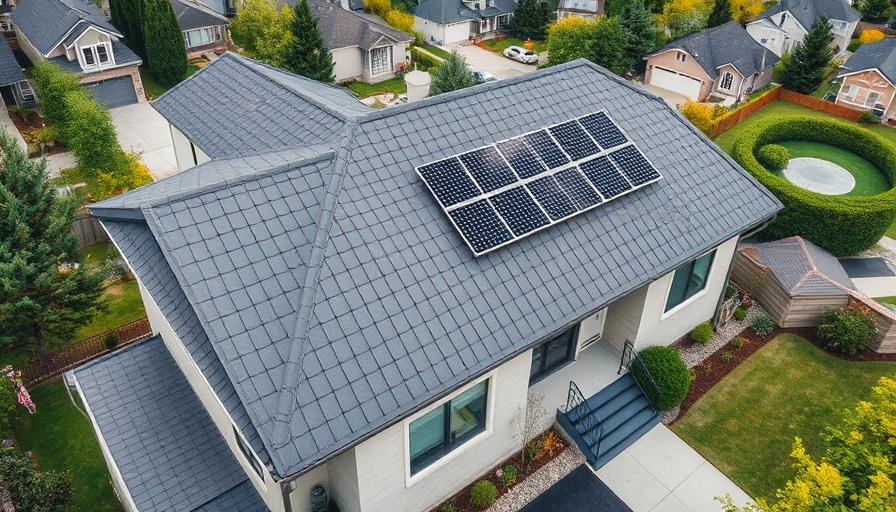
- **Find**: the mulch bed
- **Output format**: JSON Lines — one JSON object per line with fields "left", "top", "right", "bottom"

{"left": 433, "top": 427, "right": 569, "bottom": 512}
{"left": 8, "top": 110, "right": 68, "bottom": 157}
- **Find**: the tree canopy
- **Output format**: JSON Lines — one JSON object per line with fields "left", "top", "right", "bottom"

{"left": 780, "top": 17, "right": 834, "bottom": 94}
{"left": 858, "top": 0, "right": 892, "bottom": 22}
{"left": 429, "top": 50, "right": 475, "bottom": 96}
{"left": 706, "top": 0, "right": 732, "bottom": 28}
{"left": 511, "top": 0, "right": 552, "bottom": 40}
{"left": 284, "top": 0, "right": 335, "bottom": 82}
{"left": 592, "top": 16, "right": 629, "bottom": 75}
{"left": 230, "top": 0, "right": 295, "bottom": 69}
{"left": 109, "top": 0, "right": 145, "bottom": 59}
{"left": 144, "top": 0, "right": 188, "bottom": 86}
{"left": 658, "top": 0, "right": 712, "bottom": 39}
{"left": 546, "top": 17, "right": 597, "bottom": 66}
{"left": 619, "top": 0, "right": 656, "bottom": 70}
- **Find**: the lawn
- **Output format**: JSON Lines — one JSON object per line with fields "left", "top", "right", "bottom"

{"left": 346, "top": 76, "right": 407, "bottom": 98}
{"left": 774, "top": 141, "right": 891, "bottom": 196}
{"left": 53, "top": 168, "right": 101, "bottom": 202}
{"left": 139, "top": 64, "right": 200, "bottom": 100}
{"left": 13, "top": 379, "right": 123, "bottom": 512}
{"left": 672, "top": 334, "right": 896, "bottom": 501}
{"left": 483, "top": 37, "right": 547, "bottom": 54}
{"left": 419, "top": 43, "right": 451, "bottom": 60}
{"left": 875, "top": 296, "right": 896, "bottom": 307}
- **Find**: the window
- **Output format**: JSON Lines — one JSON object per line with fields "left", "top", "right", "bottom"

{"left": 720, "top": 72, "right": 734, "bottom": 91}
{"left": 183, "top": 26, "right": 222, "bottom": 48}
{"left": 664, "top": 250, "right": 715, "bottom": 312}
{"left": 676, "top": 52, "right": 687, "bottom": 62}
{"left": 841, "top": 84, "right": 884, "bottom": 108}
{"left": 369, "top": 46, "right": 392, "bottom": 77}
{"left": 234, "top": 426, "right": 263, "bottom": 478}
{"left": 529, "top": 326, "right": 577, "bottom": 383}
{"left": 408, "top": 380, "right": 488, "bottom": 475}
{"left": 81, "top": 44, "right": 110, "bottom": 68}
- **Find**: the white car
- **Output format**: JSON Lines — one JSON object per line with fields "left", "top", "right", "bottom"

{"left": 503, "top": 46, "right": 538, "bottom": 65}
{"left": 471, "top": 69, "right": 498, "bottom": 83}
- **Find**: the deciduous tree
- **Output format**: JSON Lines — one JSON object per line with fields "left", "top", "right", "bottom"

{"left": 706, "top": 0, "right": 731, "bottom": 27}
{"left": 284, "top": 0, "right": 335, "bottom": 82}
{"left": 511, "top": 0, "right": 552, "bottom": 41}
{"left": 546, "top": 17, "right": 596, "bottom": 65}
{"left": 230, "top": 0, "right": 295, "bottom": 68}
{"left": 730, "top": 0, "right": 762, "bottom": 24}
{"left": 658, "top": 0, "right": 712, "bottom": 39}
{"left": 592, "top": 16, "right": 629, "bottom": 75}
{"left": 780, "top": 17, "right": 834, "bottom": 94}
{"left": 429, "top": 50, "right": 475, "bottom": 95}
{"left": 144, "top": 0, "right": 188, "bottom": 86}
{"left": 30, "top": 61, "right": 80, "bottom": 134}
{"left": 858, "top": 0, "right": 892, "bottom": 22}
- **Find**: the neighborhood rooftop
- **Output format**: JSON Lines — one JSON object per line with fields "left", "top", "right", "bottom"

{"left": 171, "top": 0, "right": 230, "bottom": 31}
{"left": 88, "top": 55, "right": 781, "bottom": 478}
{"left": 740, "top": 237, "right": 855, "bottom": 296}
{"left": 308, "top": 0, "right": 412, "bottom": 50}
{"left": 839, "top": 36, "right": 896, "bottom": 84}
{"left": 414, "top": 0, "right": 516, "bottom": 25}
{"left": 0, "top": 37, "right": 25, "bottom": 87}
{"left": 753, "top": 0, "right": 860, "bottom": 29}
{"left": 11, "top": 0, "right": 120, "bottom": 55}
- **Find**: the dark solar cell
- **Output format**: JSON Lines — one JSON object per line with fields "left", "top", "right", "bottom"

{"left": 448, "top": 200, "right": 514, "bottom": 254}
{"left": 579, "top": 155, "right": 632, "bottom": 199}
{"left": 610, "top": 145, "right": 662, "bottom": 186}
{"left": 523, "top": 130, "right": 570, "bottom": 169}
{"left": 496, "top": 138, "right": 547, "bottom": 179}
{"left": 555, "top": 168, "right": 603, "bottom": 210}
{"left": 548, "top": 121, "right": 601, "bottom": 160}
{"left": 418, "top": 158, "right": 479, "bottom": 207}
{"left": 579, "top": 112, "right": 628, "bottom": 149}
{"left": 490, "top": 186, "right": 550, "bottom": 237}
{"left": 459, "top": 147, "right": 518, "bottom": 193}
{"left": 526, "top": 176, "right": 577, "bottom": 221}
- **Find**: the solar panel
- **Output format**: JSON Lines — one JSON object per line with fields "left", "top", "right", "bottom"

{"left": 416, "top": 110, "right": 662, "bottom": 256}
{"left": 579, "top": 156, "right": 632, "bottom": 199}
{"left": 610, "top": 145, "right": 662, "bottom": 186}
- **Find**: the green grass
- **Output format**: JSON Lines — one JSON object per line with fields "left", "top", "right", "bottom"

{"left": 875, "top": 296, "right": 896, "bottom": 306}
{"left": 483, "top": 37, "right": 547, "bottom": 54}
{"left": 139, "top": 65, "right": 200, "bottom": 100}
{"left": 420, "top": 43, "right": 451, "bottom": 60}
{"left": 13, "top": 379, "right": 123, "bottom": 512}
{"left": 346, "top": 76, "right": 407, "bottom": 98}
{"left": 773, "top": 140, "right": 891, "bottom": 196}
{"left": 810, "top": 70, "right": 840, "bottom": 100}
{"left": 53, "top": 168, "right": 100, "bottom": 202}
{"left": 672, "top": 334, "right": 896, "bottom": 501}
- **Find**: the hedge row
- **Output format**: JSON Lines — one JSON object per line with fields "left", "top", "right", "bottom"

{"left": 731, "top": 116, "right": 896, "bottom": 256}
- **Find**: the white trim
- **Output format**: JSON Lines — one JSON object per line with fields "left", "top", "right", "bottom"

{"left": 66, "top": 24, "right": 118, "bottom": 50}
{"left": 79, "top": 42, "right": 113, "bottom": 70}
{"left": 55, "top": 20, "right": 121, "bottom": 53}
{"left": 233, "top": 424, "right": 268, "bottom": 486}
{"left": 660, "top": 247, "right": 718, "bottom": 320}
{"left": 837, "top": 68, "right": 896, "bottom": 90}
{"left": 651, "top": 65, "right": 704, "bottom": 83}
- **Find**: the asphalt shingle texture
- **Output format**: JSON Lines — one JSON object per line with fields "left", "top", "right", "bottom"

{"left": 840, "top": 37, "right": 896, "bottom": 84}
{"left": 47, "top": 40, "right": 142, "bottom": 73}
{"left": 171, "top": 0, "right": 229, "bottom": 31}
{"left": 741, "top": 236, "right": 854, "bottom": 296}
{"left": 309, "top": 0, "right": 412, "bottom": 51}
{"left": 93, "top": 57, "right": 782, "bottom": 478}
{"left": 12, "top": 0, "right": 121, "bottom": 55}
{"left": 73, "top": 337, "right": 268, "bottom": 511}
{"left": 752, "top": 0, "right": 860, "bottom": 30}
{"left": 0, "top": 36, "right": 25, "bottom": 87}
{"left": 414, "top": 0, "right": 516, "bottom": 24}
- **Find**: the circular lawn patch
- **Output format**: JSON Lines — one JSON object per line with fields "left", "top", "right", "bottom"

{"left": 777, "top": 141, "right": 891, "bottom": 196}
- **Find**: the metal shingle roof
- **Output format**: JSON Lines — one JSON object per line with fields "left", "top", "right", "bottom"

{"left": 741, "top": 236, "right": 854, "bottom": 296}
{"left": 92, "top": 58, "right": 783, "bottom": 477}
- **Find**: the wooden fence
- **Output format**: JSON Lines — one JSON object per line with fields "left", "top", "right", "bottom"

{"left": 72, "top": 207, "right": 109, "bottom": 248}
{"left": 779, "top": 89, "right": 863, "bottom": 121}
{"left": 19, "top": 317, "right": 151, "bottom": 385}
{"left": 708, "top": 85, "right": 782, "bottom": 138}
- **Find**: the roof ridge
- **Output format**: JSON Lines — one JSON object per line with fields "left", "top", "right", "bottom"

{"left": 796, "top": 236, "right": 816, "bottom": 272}
{"left": 271, "top": 123, "right": 358, "bottom": 448}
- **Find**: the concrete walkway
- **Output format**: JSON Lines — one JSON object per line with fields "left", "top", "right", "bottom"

{"left": 43, "top": 151, "right": 77, "bottom": 178}
{"left": 110, "top": 103, "right": 177, "bottom": 180}
{"left": 595, "top": 425, "right": 753, "bottom": 512}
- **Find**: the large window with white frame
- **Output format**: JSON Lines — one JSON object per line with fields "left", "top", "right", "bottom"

{"left": 183, "top": 26, "right": 222, "bottom": 48}
{"left": 369, "top": 46, "right": 392, "bottom": 77}
{"left": 81, "top": 43, "right": 110, "bottom": 69}
{"left": 840, "top": 84, "right": 883, "bottom": 108}
{"left": 664, "top": 250, "right": 716, "bottom": 312}
{"left": 408, "top": 379, "right": 488, "bottom": 475}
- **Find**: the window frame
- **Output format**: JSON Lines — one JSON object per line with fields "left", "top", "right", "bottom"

{"left": 183, "top": 27, "right": 217, "bottom": 48}
{"left": 528, "top": 325, "right": 579, "bottom": 384}
{"left": 663, "top": 249, "right": 717, "bottom": 315}
{"left": 720, "top": 72, "right": 734, "bottom": 91}
{"left": 676, "top": 52, "right": 687, "bottom": 63}
{"left": 369, "top": 45, "right": 392, "bottom": 77}
{"left": 233, "top": 425, "right": 265, "bottom": 481}
{"left": 80, "top": 43, "right": 111, "bottom": 69}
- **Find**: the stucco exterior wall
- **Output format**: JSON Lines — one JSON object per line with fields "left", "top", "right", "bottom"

{"left": 644, "top": 50, "right": 713, "bottom": 100}
{"left": 835, "top": 70, "right": 896, "bottom": 118}
{"left": 171, "top": 124, "right": 211, "bottom": 171}
{"left": 333, "top": 46, "right": 363, "bottom": 82}
{"left": 714, "top": 64, "right": 744, "bottom": 97}
{"left": 285, "top": 464, "right": 331, "bottom": 512}
{"left": 12, "top": 28, "right": 43, "bottom": 62}
{"left": 747, "top": 15, "right": 807, "bottom": 57}
{"left": 415, "top": 17, "right": 470, "bottom": 45}
{"left": 326, "top": 449, "right": 361, "bottom": 512}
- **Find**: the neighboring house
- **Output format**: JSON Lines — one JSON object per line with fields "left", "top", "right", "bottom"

{"left": 171, "top": 0, "right": 230, "bottom": 58}
{"left": 745, "top": 0, "right": 860, "bottom": 57}
{"left": 189, "top": 0, "right": 237, "bottom": 17}
{"left": 644, "top": 22, "right": 778, "bottom": 102}
{"left": 11, "top": 0, "right": 144, "bottom": 109}
{"left": 0, "top": 0, "right": 15, "bottom": 31}
{"left": 308, "top": 0, "right": 412, "bottom": 82}
{"left": 557, "top": 0, "right": 603, "bottom": 21}
{"left": 835, "top": 37, "right": 896, "bottom": 119}
{"left": 414, "top": 0, "right": 515, "bottom": 45}
{"left": 0, "top": 35, "right": 35, "bottom": 106}
{"left": 71, "top": 52, "right": 781, "bottom": 512}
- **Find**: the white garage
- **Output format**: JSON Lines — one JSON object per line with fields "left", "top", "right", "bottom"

{"left": 647, "top": 67, "right": 702, "bottom": 99}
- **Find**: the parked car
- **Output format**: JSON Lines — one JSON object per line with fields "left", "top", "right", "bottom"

{"left": 503, "top": 46, "right": 538, "bottom": 65}
{"left": 471, "top": 69, "right": 498, "bottom": 83}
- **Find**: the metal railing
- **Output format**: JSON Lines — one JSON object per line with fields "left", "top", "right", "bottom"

{"left": 618, "top": 340, "right": 662, "bottom": 413}
{"left": 567, "top": 380, "right": 604, "bottom": 454}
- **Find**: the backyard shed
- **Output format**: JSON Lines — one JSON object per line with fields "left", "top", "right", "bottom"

{"left": 731, "top": 236, "right": 856, "bottom": 327}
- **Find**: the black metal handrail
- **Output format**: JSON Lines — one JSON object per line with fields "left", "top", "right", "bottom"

{"left": 567, "top": 381, "right": 604, "bottom": 455}
{"left": 618, "top": 340, "right": 663, "bottom": 413}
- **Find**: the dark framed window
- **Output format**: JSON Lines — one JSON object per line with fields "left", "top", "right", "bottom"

{"left": 408, "top": 380, "right": 488, "bottom": 475}
{"left": 233, "top": 426, "right": 263, "bottom": 478}
{"left": 720, "top": 72, "right": 733, "bottom": 90}
{"left": 82, "top": 47, "right": 95, "bottom": 66}
{"left": 664, "top": 250, "right": 716, "bottom": 312}
{"left": 529, "top": 326, "right": 578, "bottom": 383}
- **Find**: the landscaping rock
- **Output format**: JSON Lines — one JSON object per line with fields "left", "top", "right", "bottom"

{"left": 677, "top": 304, "right": 770, "bottom": 368}
{"left": 486, "top": 445, "right": 586, "bottom": 512}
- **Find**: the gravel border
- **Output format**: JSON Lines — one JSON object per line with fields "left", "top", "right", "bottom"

{"left": 677, "top": 303, "right": 769, "bottom": 368}
{"left": 485, "top": 445, "right": 586, "bottom": 512}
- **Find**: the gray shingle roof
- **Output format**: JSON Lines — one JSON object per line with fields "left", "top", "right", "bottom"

{"left": 151, "top": 52, "right": 371, "bottom": 159}
{"left": 92, "top": 58, "right": 782, "bottom": 478}
{"left": 751, "top": 0, "right": 860, "bottom": 31}
{"left": 415, "top": 0, "right": 516, "bottom": 25}
{"left": 558, "top": 0, "right": 600, "bottom": 14}
{"left": 46, "top": 40, "right": 142, "bottom": 73}
{"left": 649, "top": 22, "right": 779, "bottom": 80}
{"left": 12, "top": 0, "right": 121, "bottom": 56}
{"left": 309, "top": 0, "right": 412, "bottom": 51}
{"left": 0, "top": 36, "right": 26, "bottom": 87}
{"left": 839, "top": 37, "right": 896, "bottom": 84}
{"left": 72, "top": 336, "right": 268, "bottom": 512}
{"left": 741, "top": 236, "right": 854, "bottom": 296}
{"left": 171, "top": 0, "right": 230, "bottom": 31}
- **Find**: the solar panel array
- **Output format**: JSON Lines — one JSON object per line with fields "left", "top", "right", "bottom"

{"left": 416, "top": 111, "right": 662, "bottom": 256}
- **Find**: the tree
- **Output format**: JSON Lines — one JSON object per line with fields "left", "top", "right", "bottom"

{"left": 0, "top": 133, "right": 105, "bottom": 362}
{"left": 144, "top": 0, "right": 188, "bottom": 86}
{"left": 30, "top": 61, "right": 81, "bottom": 133}
{"left": 730, "top": 0, "right": 762, "bottom": 24}
{"left": 592, "top": 16, "right": 629, "bottom": 75}
{"left": 511, "top": 0, "right": 552, "bottom": 41}
{"left": 706, "top": 0, "right": 732, "bottom": 27}
{"left": 284, "top": 0, "right": 335, "bottom": 82}
{"left": 859, "top": 0, "right": 892, "bottom": 22}
{"left": 546, "top": 17, "right": 597, "bottom": 66}
{"left": 364, "top": 0, "right": 391, "bottom": 17}
{"left": 619, "top": 0, "right": 656, "bottom": 70}
{"left": 658, "top": 0, "right": 712, "bottom": 39}
{"left": 230, "top": 0, "right": 295, "bottom": 68}
{"left": 115, "top": 0, "right": 146, "bottom": 59}
{"left": 429, "top": 50, "right": 475, "bottom": 95}
{"left": 780, "top": 17, "right": 834, "bottom": 94}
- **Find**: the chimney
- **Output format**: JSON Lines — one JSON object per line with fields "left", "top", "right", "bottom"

{"left": 405, "top": 70, "right": 432, "bottom": 102}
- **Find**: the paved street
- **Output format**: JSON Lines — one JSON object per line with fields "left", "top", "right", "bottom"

{"left": 446, "top": 43, "right": 539, "bottom": 79}
{"left": 110, "top": 103, "right": 177, "bottom": 180}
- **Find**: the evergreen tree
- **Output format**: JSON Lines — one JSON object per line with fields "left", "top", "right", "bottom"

{"left": 619, "top": 0, "right": 656, "bottom": 70}
{"left": 780, "top": 17, "right": 834, "bottom": 94}
{"left": 144, "top": 0, "right": 188, "bottom": 86}
{"left": 284, "top": 0, "right": 335, "bottom": 82}
{"left": 859, "top": 0, "right": 892, "bottom": 22}
{"left": 429, "top": 50, "right": 475, "bottom": 96}
{"left": 510, "top": 0, "right": 552, "bottom": 41}
{"left": 119, "top": 0, "right": 146, "bottom": 60}
{"left": 592, "top": 16, "right": 628, "bottom": 75}
{"left": 706, "top": 0, "right": 732, "bottom": 27}
{"left": 0, "top": 133, "right": 105, "bottom": 363}
{"left": 108, "top": 0, "right": 127, "bottom": 38}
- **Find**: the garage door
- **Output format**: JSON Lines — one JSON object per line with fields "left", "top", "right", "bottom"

{"left": 648, "top": 67, "right": 702, "bottom": 99}
{"left": 84, "top": 76, "right": 137, "bottom": 110}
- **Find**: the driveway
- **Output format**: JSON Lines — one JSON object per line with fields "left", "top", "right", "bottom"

{"left": 639, "top": 83, "right": 689, "bottom": 110}
{"left": 520, "top": 465, "right": 631, "bottom": 512}
{"left": 110, "top": 103, "right": 177, "bottom": 180}
{"left": 841, "top": 254, "right": 896, "bottom": 298}
{"left": 445, "top": 43, "right": 538, "bottom": 79}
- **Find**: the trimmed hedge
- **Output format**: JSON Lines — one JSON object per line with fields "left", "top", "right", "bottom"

{"left": 756, "top": 144, "right": 790, "bottom": 171}
{"left": 731, "top": 116, "right": 896, "bottom": 256}
{"left": 636, "top": 346, "right": 692, "bottom": 411}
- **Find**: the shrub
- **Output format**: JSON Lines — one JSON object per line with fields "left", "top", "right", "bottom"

{"left": 0, "top": 445, "right": 73, "bottom": 512}
{"left": 733, "top": 306, "right": 747, "bottom": 321}
{"left": 501, "top": 463, "right": 518, "bottom": 485}
{"left": 847, "top": 39, "right": 863, "bottom": 52}
{"left": 384, "top": 9, "right": 414, "bottom": 33}
{"left": 363, "top": 0, "right": 390, "bottom": 16}
{"left": 30, "top": 61, "right": 81, "bottom": 134}
{"left": 730, "top": 336, "right": 747, "bottom": 349}
{"left": 0, "top": 380, "right": 17, "bottom": 438}
{"left": 860, "top": 111, "right": 881, "bottom": 124}
{"left": 721, "top": 351, "right": 734, "bottom": 363}
{"left": 756, "top": 143, "right": 791, "bottom": 171}
{"left": 104, "top": 332, "right": 119, "bottom": 350}
{"left": 636, "top": 345, "right": 692, "bottom": 410}
{"left": 817, "top": 304, "right": 878, "bottom": 356}
{"left": 410, "top": 46, "right": 441, "bottom": 70}
{"left": 440, "top": 502, "right": 457, "bottom": 512}
{"left": 689, "top": 321, "right": 714, "bottom": 345}
{"left": 526, "top": 439, "right": 541, "bottom": 462}
{"left": 61, "top": 89, "right": 129, "bottom": 178}
{"left": 470, "top": 480, "right": 497, "bottom": 509}
{"left": 679, "top": 99, "right": 727, "bottom": 136}
{"left": 859, "top": 29, "right": 885, "bottom": 44}
{"left": 730, "top": 116, "right": 896, "bottom": 256}
{"left": 749, "top": 314, "right": 777, "bottom": 336}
